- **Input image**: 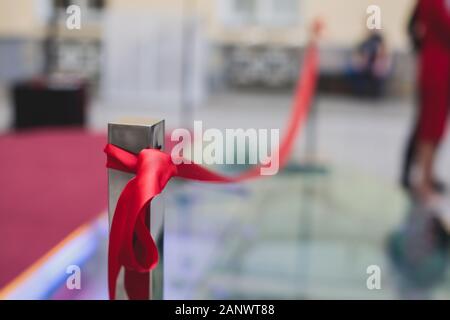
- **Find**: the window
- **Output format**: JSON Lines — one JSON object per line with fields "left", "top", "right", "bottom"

{"left": 233, "top": 0, "right": 257, "bottom": 25}
{"left": 220, "top": 0, "right": 300, "bottom": 27}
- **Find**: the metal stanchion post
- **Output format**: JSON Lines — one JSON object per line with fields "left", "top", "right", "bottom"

{"left": 107, "top": 120, "right": 165, "bottom": 300}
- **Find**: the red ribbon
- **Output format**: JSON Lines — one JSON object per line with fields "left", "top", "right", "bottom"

{"left": 104, "top": 43, "right": 318, "bottom": 299}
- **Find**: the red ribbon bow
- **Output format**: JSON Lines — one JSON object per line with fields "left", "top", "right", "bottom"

{"left": 104, "top": 43, "right": 318, "bottom": 300}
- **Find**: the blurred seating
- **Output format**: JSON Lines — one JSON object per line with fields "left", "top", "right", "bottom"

{"left": 12, "top": 76, "right": 88, "bottom": 129}
{"left": 318, "top": 47, "right": 415, "bottom": 99}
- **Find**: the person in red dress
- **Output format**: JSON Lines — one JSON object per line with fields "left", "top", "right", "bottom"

{"left": 413, "top": 0, "right": 450, "bottom": 204}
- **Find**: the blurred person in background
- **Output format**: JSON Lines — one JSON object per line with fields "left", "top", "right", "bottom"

{"left": 346, "top": 30, "right": 392, "bottom": 98}
{"left": 401, "top": 1, "right": 432, "bottom": 192}
{"left": 408, "top": 0, "right": 450, "bottom": 206}
{"left": 401, "top": 0, "right": 448, "bottom": 194}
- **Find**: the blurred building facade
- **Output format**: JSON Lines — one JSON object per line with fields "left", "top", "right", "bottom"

{"left": 0, "top": 0, "right": 416, "bottom": 96}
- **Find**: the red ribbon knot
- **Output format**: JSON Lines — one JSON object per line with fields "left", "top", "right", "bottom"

{"left": 105, "top": 144, "right": 177, "bottom": 300}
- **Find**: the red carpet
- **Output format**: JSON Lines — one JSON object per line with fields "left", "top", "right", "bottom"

{"left": 0, "top": 128, "right": 107, "bottom": 289}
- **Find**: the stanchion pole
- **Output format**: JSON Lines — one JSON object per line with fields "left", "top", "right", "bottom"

{"left": 107, "top": 120, "right": 165, "bottom": 300}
